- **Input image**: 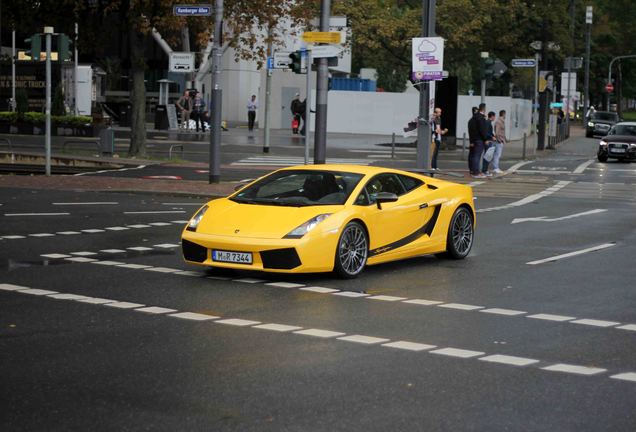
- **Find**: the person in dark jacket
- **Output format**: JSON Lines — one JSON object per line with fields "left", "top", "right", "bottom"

{"left": 481, "top": 111, "right": 496, "bottom": 176}
{"left": 467, "top": 103, "right": 490, "bottom": 178}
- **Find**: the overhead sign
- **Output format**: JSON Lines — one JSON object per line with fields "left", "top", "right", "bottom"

{"left": 302, "top": 32, "right": 341, "bottom": 44}
{"left": 173, "top": 4, "right": 212, "bottom": 16}
{"left": 311, "top": 45, "right": 343, "bottom": 58}
{"left": 412, "top": 37, "right": 444, "bottom": 80}
{"left": 512, "top": 58, "right": 536, "bottom": 68}
{"left": 169, "top": 52, "right": 195, "bottom": 73}
{"left": 273, "top": 51, "right": 292, "bottom": 69}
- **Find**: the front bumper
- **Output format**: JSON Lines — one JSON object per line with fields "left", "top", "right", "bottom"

{"left": 598, "top": 146, "right": 636, "bottom": 160}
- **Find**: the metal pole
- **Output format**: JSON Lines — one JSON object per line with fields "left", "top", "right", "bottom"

{"left": 583, "top": 6, "right": 592, "bottom": 119}
{"left": 533, "top": 52, "right": 539, "bottom": 128}
{"left": 565, "top": 0, "right": 574, "bottom": 132}
{"left": 304, "top": 49, "right": 312, "bottom": 165}
{"left": 11, "top": 29, "right": 15, "bottom": 112}
{"left": 263, "top": 32, "right": 272, "bottom": 153}
{"left": 209, "top": 0, "right": 223, "bottom": 184}
{"left": 607, "top": 55, "right": 636, "bottom": 112}
{"left": 45, "top": 28, "right": 52, "bottom": 176}
{"left": 415, "top": 0, "right": 436, "bottom": 171}
{"left": 313, "top": 0, "right": 330, "bottom": 164}
{"left": 74, "top": 22, "right": 79, "bottom": 115}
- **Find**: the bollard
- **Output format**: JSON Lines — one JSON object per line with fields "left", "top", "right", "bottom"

{"left": 391, "top": 133, "right": 396, "bottom": 159}
{"left": 461, "top": 133, "right": 466, "bottom": 161}
{"left": 522, "top": 133, "right": 527, "bottom": 160}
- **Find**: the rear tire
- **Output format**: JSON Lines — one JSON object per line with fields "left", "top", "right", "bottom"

{"left": 442, "top": 207, "right": 474, "bottom": 259}
{"left": 334, "top": 221, "right": 368, "bottom": 279}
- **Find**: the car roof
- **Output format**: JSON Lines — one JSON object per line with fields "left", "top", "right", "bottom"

{"left": 615, "top": 121, "right": 636, "bottom": 126}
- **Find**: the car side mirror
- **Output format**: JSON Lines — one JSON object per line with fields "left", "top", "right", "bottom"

{"left": 375, "top": 192, "right": 398, "bottom": 209}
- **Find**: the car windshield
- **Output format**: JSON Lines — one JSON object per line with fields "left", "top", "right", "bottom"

{"left": 609, "top": 125, "right": 636, "bottom": 136}
{"left": 231, "top": 170, "right": 364, "bottom": 206}
{"left": 592, "top": 112, "right": 619, "bottom": 121}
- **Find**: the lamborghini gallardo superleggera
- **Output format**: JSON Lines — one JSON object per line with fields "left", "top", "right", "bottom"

{"left": 181, "top": 165, "right": 475, "bottom": 278}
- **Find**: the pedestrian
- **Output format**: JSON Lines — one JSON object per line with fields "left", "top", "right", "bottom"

{"left": 247, "top": 94, "right": 258, "bottom": 131}
{"left": 290, "top": 93, "right": 302, "bottom": 134}
{"left": 586, "top": 105, "right": 596, "bottom": 120}
{"left": 492, "top": 110, "right": 506, "bottom": 174}
{"left": 481, "top": 111, "right": 496, "bottom": 176}
{"left": 176, "top": 90, "right": 192, "bottom": 130}
{"left": 192, "top": 92, "right": 205, "bottom": 132}
{"left": 299, "top": 98, "right": 307, "bottom": 136}
{"left": 430, "top": 107, "right": 448, "bottom": 170}
{"left": 467, "top": 103, "right": 489, "bottom": 178}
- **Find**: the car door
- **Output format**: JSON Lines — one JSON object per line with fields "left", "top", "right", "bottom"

{"left": 355, "top": 173, "right": 436, "bottom": 254}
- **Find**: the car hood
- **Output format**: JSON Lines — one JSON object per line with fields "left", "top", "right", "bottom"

{"left": 604, "top": 135, "right": 636, "bottom": 143}
{"left": 197, "top": 199, "right": 340, "bottom": 239}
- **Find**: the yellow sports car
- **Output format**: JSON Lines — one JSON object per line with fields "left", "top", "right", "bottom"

{"left": 181, "top": 164, "right": 475, "bottom": 278}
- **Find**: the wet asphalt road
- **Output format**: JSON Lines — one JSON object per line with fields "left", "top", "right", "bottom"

{"left": 1, "top": 134, "right": 636, "bottom": 431}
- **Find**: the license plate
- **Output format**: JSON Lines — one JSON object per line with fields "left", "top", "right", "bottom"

{"left": 611, "top": 147, "right": 626, "bottom": 153}
{"left": 212, "top": 250, "right": 253, "bottom": 264}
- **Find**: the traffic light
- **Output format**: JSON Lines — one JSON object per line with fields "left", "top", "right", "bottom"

{"left": 480, "top": 56, "right": 495, "bottom": 80}
{"left": 288, "top": 50, "right": 305, "bottom": 74}
{"left": 58, "top": 34, "right": 71, "bottom": 61}
{"left": 25, "top": 34, "right": 42, "bottom": 61}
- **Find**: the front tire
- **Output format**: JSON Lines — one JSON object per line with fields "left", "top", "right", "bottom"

{"left": 443, "top": 207, "right": 474, "bottom": 259}
{"left": 334, "top": 221, "right": 368, "bottom": 279}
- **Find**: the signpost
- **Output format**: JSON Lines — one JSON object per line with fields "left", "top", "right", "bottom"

{"left": 173, "top": 4, "right": 212, "bottom": 16}
{"left": 512, "top": 58, "right": 536, "bottom": 68}
{"left": 302, "top": 31, "right": 341, "bottom": 44}
{"left": 169, "top": 52, "right": 195, "bottom": 73}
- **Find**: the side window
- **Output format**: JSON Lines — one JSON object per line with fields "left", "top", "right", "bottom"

{"left": 398, "top": 174, "right": 424, "bottom": 192}
{"left": 363, "top": 174, "right": 406, "bottom": 205}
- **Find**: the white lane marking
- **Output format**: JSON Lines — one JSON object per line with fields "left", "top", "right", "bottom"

{"left": 144, "top": 267, "right": 181, "bottom": 273}
{"left": 479, "top": 354, "right": 539, "bottom": 367}
{"left": 81, "top": 229, "right": 106, "bottom": 233}
{"left": 47, "top": 293, "right": 90, "bottom": 300}
{"left": 41, "top": 253, "right": 71, "bottom": 259}
{"left": 127, "top": 224, "right": 151, "bottom": 229}
{"left": 300, "top": 286, "right": 340, "bottom": 294}
{"left": 573, "top": 159, "right": 595, "bottom": 174}
{"left": 332, "top": 291, "right": 370, "bottom": 298}
{"left": 124, "top": 211, "right": 186, "bottom": 215}
{"left": 402, "top": 299, "right": 445, "bottom": 306}
{"left": 542, "top": 364, "right": 606, "bottom": 376}
{"left": 617, "top": 324, "right": 636, "bottom": 332}
{"left": 253, "top": 323, "right": 303, "bottom": 332}
{"left": 382, "top": 341, "right": 437, "bottom": 352}
{"left": 74, "top": 164, "right": 146, "bottom": 176}
{"left": 19, "top": 288, "right": 59, "bottom": 296}
{"left": 105, "top": 227, "right": 129, "bottom": 231}
{"left": 506, "top": 160, "right": 533, "bottom": 173}
{"left": 104, "top": 302, "right": 146, "bottom": 309}
{"left": 65, "top": 257, "right": 98, "bottom": 263}
{"left": 478, "top": 180, "right": 571, "bottom": 213}
{"left": 100, "top": 249, "right": 127, "bottom": 253}
{"left": 265, "top": 282, "right": 305, "bottom": 289}
{"left": 215, "top": 318, "right": 261, "bottom": 326}
{"left": 153, "top": 243, "right": 180, "bottom": 248}
{"left": 148, "top": 222, "right": 173, "bottom": 226}
{"left": 479, "top": 308, "right": 527, "bottom": 316}
{"left": 4, "top": 212, "right": 70, "bottom": 216}
{"left": 367, "top": 295, "right": 407, "bottom": 302}
{"left": 437, "top": 303, "right": 484, "bottom": 311}
{"left": 76, "top": 297, "right": 116, "bottom": 304}
{"left": 2, "top": 235, "right": 26, "bottom": 239}
{"left": 430, "top": 348, "right": 485, "bottom": 358}
{"left": 70, "top": 251, "right": 98, "bottom": 256}
{"left": 168, "top": 312, "right": 219, "bottom": 321}
{"left": 571, "top": 319, "right": 620, "bottom": 328}
{"left": 135, "top": 306, "right": 178, "bottom": 314}
{"left": 116, "top": 263, "right": 153, "bottom": 269}
{"left": 0, "top": 283, "right": 28, "bottom": 291}
{"left": 127, "top": 246, "right": 154, "bottom": 251}
{"left": 527, "top": 243, "right": 616, "bottom": 265}
{"left": 511, "top": 209, "right": 608, "bottom": 224}
{"left": 337, "top": 335, "right": 390, "bottom": 345}
{"left": 294, "top": 328, "right": 346, "bottom": 338}
{"left": 90, "top": 261, "right": 125, "bottom": 266}
{"left": 233, "top": 278, "right": 266, "bottom": 284}
{"left": 53, "top": 202, "right": 118, "bottom": 205}
{"left": 56, "top": 231, "right": 81, "bottom": 235}
{"left": 527, "top": 313, "right": 575, "bottom": 322}
{"left": 610, "top": 373, "right": 636, "bottom": 382}
{"left": 29, "top": 233, "right": 55, "bottom": 237}
{"left": 468, "top": 181, "right": 486, "bottom": 187}
{"left": 171, "top": 220, "right": 190, "bottom": 224}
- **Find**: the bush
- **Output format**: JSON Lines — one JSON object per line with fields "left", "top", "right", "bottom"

{"left": 0, "top": 111, "right": 17, "bottom": 123}
{"left": 24, "top": 112, "right": 45, "bottom": 124}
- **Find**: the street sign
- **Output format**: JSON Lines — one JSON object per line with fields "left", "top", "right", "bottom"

{"left": 412, "top": 37, "right": 444, "bottom": 76}
{"left": 310, "top": 45, "right": 343, "bottom": 58}
{"left": 560, "top": 72, "right": 577, "bottom": 96}
{"left": 550, "top": 102, "right": 564, "bottom": 109}
{"left": 273, "top": 51, "right": 292, "bottom": 69}
{"left": 606, "top": 82, "right": 614, "bottom": 93}
{"left": 302, "top": 32, "right": 341, "bottom": 44}
{"left": 266, "top": 57, "right": 274, "bottom": 70}
{"left": 169, "top": 52, "right": 195, "bottom": 73}
{"left": 173, "top": 4, "right": 212, "bottom": 16}
{"left": 586, "top": 6, "right": 593, "bottom": 24}
{"left": 492, "top": 59, "right": 508, "bottom": 78}
{"left": 512, "top": 58, "right": 536, "bottom": 68}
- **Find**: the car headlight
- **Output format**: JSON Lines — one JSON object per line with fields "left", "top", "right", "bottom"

{"left": 284, "top": 214, "right": 332, "bottom": 239}
{"left": 588, "top": 122, "right": 595, "bottom": 127}
{"left": 186, "top": 205, "right": 208, "bottom": 232}
{"left": 600, "top": 140, "right": 608, "bottom": 147}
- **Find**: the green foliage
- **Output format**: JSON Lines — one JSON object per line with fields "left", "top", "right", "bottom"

{"left": 23, "top": 112, "right": 45, "bottom": 124}
{"left": 0, "top": 112, "right": 18, "bottom": 123}
{"left": 52, "top": 85, "right": 66, "bottom": 116}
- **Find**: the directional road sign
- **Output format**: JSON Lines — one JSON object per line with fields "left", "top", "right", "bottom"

{"left": 512, "top": 58, "right": 536, "bottom": 68}
{"left": 173, "top": 4, "right": 212, "bottom": 16}
{"left": 302, "top": 32, "right": 341, "bottom": 44}
{"left": 310, "top": 45, "right": 343, "bottom": 58}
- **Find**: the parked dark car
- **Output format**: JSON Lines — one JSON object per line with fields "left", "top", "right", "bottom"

{"left": 586, "top": 111, "right": 620, "bottom": 138}
{"left": 597, "top": 122, "right": 636, "bottom": 162}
